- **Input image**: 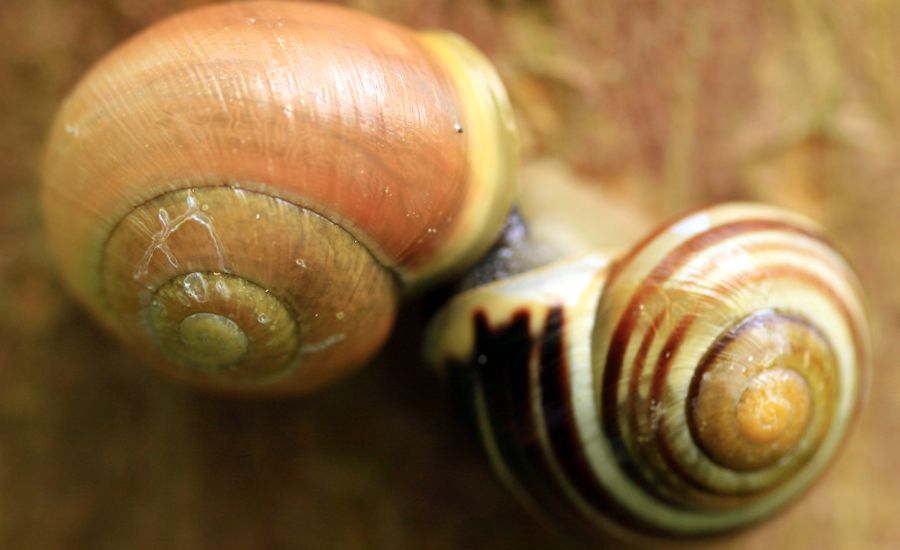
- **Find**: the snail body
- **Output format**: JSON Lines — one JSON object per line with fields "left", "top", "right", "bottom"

{"left": 42, "top": 2, "right": 517, "bottom": 393}
{"left": 426, "top": 203, "right": 869, "bottom": 541}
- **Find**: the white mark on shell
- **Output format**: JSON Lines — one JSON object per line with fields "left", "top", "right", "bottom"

{"left": 182, "top": 272, "right": 209, "bottom": 303}
{"left": 294, "top": 258, "right": 307, "bottom": 268}
{"left": 300, "top": 333, "right": 346, "bottom": 354}
{"left": 215, "top": 279, "right": 231, "bottom": 300}
{"left": 133, "top": 192, "right": 227, "bottom": 280}
{"left": 257, "top": 313, "right": 270, "bottom": 324}
{"left": 670, "top": 213, "right": 711, "bottom": 236}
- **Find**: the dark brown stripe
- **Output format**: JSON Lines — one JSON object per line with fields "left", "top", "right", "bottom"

{"left": 625, "top": 309, "right": 758, "bottom": 505}
{"left": 642, "top": 315, "right": 728, "bottom": 500}
{"left": 624, "top": 243, "right": 836, "bottom": 496}
{"left": 648, "top": 315, "right": 697, "bottom": 410}
{"left": 456, "top": 306, "right": 679, "bottom": 536}
{"left": 691, "top": 239, "right": 865, "bottom": 363}
{"left": 653, "top": 293, "right": 843, "bottom": 496}
{"left": 540, "top": 307, "right": 577, "bottom": 460}
{"left": 536, "top": 307, "right": 620, "bottom": 534}
{"left": 604, "top": 210, "right": 828, "bottom": 291}
{"left": 457, "top": 308, "right": 617, "bottom": 537}
{"left": 603, "top": 203, "right": 726, "bottom": 288}
{"left": 626, "top": 308, "right": 668, "bottom": 453}
{"left": 726, "top": 264, "right": 861, "bottom": 378}
{"left": 600, "top": 219, "right": 836, "bottom": 499}
{"left": 643, "top": 312, "right": 829, "bottom": 503}
{"left": 643, "top": 310, "right": 765, "bottom": 501}
{"left": 684, "top": 310, "right": 833, "bottom": 448}
{"left": 536, "top": 308, "right": 670, "bottom": 535}
{"left": 467, "top": 310, "right": 575, "bottom": 524}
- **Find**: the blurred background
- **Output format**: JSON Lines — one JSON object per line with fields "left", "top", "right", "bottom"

{"left": 1, "top": 0, "right": 898, "bottom": 548}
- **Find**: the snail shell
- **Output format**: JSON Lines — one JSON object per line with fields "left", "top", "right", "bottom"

{"left": 426, "top": 203, "right": 869, "bottom": 541}
{"left": 42, "top": 2, "right": 517, "bottom": 393}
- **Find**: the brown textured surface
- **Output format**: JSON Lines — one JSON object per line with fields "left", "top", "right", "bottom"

{"left": 1, "top": 0, "right": 898, "bottom": 548}
{"left": 100, "top": 187, "right": 399, "bottom": 394}
{"left": 42, "top": 2, "right": 471, "bottom": 287}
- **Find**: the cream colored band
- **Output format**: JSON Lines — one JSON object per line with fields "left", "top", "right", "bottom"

{"left": 409, "top": 31, "right": 519, "bottom": 288}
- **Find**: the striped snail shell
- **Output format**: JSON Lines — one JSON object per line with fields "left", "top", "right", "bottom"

{"left": 41, "top": 2, "right": 517, "bottom": 394}
{"left": 425, "top": 203, "right": 869, "bottom": 542}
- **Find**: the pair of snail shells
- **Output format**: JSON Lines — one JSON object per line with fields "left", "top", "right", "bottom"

{"left": 426, "top": 203, "right": 869, "bottom": 542}
{"left": 41, "top": 2, "right": 518, "bottom": 394}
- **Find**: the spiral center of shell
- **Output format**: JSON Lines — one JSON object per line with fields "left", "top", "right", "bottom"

{"left": 689, "top": 311, "right": 837, "bottom": 471}
{"left": 99, "top": 186, "right": 400, "bottom": 391}
{"left": 148, "top": 272, "right": 298, "bottom": 379}
{"left": 177, "top": 312, "right": 249, "bottom": 369}
{"left": 736, "top": 369, "right": 811, "bottom": 445}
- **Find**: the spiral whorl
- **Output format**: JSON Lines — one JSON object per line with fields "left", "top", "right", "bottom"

{"left": 100, "top": 187, "right": 398, "bottom": 392}
{"left": 42, "top": 2, "right": 519, "bottom": 393}
{"left": 426, "top": 203, "right": 868, "bottom": 542}
{"left": 589, "top": 204, "right": 866, "bottom": 531}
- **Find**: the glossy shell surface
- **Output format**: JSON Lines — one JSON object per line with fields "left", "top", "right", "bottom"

{"left": 42, "top": 1, "right": 518, "bottom": 392}
{"left": 427, "top": 203, "right": 869, "bottom": 542}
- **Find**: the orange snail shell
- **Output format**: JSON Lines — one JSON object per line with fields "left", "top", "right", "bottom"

{"left": 426, "top": 203, "right": 869, "bottom": 542}
{"left": 42, "top": 2, "right": 517, "bottom": 394}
